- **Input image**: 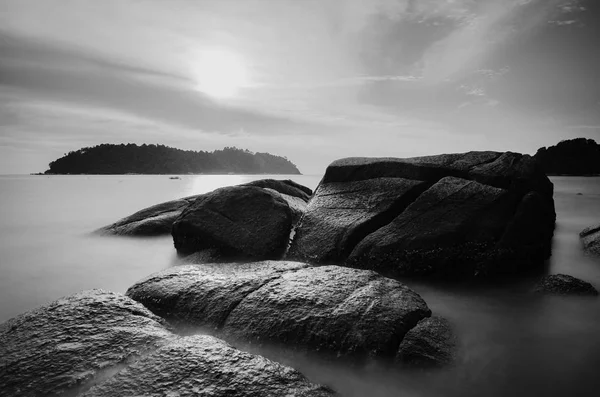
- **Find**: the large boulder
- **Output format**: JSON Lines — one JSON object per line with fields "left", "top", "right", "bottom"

{"left": 0, "top": 289, "right": 336, "bottom": 397}
{"left": 580, "top": 223, "right": 600, "bottom": 256}
{"left": 126, "top": 261, "right": 434, "bottom": 360}
{"left": 96, "top": 195, "right": 200, "bottom": 236}
{"left": 172, "top": 186, "right": 295, "bottom": 258}
{"left": 396, "top": 316, "right": 457, "bottom": 367}
{"left": 534, "top": 274, "right": 598, "bottom": 296}
{"left": 289, "top": 152, "right": 555, "bottom": 278}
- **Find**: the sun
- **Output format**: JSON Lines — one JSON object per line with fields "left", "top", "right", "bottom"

{"left": 190, "top": 48, "right": 248, "bottom": 98}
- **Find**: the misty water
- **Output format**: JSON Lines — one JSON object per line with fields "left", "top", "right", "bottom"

{"left": 1, "top": 174, "right": 600, "bottom": 396}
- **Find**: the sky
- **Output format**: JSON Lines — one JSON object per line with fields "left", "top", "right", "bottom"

{"left": 0, "top": 0, "right": 599, "bottom": 174}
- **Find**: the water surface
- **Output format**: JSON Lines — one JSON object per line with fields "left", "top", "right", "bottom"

{"left": 1, "top": 174, "right": 599, "bottom": 396}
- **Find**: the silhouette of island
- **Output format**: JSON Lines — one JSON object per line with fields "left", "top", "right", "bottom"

{"left": 534, "top": 138, "right": 600, "bottom": 176}
{"left": 43, "top": 144, "right": 301, "bottom": 175}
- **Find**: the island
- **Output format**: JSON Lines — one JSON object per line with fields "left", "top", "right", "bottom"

{"left": 42, "top": 144, "right": 301, "bottom": 175}
{"left": 534, "top": 138, "right": 600, "bottom": 176}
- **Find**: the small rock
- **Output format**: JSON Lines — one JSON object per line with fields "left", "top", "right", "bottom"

{"left": 534, "top": 274, "right": 598, "bottom": 296}
{"left": 396, "top": 316, "right": 457, "bottom": 367}
{"left": 580, "top": 223, "right": 600, "bottom": 256}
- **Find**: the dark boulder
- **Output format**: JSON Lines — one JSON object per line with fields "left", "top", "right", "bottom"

{"left": 396, "top": 316, "right": 457, "bottom": 367}
{"left": 287, "top": 178, "right": 430, "bottom": 263}
{"left": 289, "top": 151, "right": 555, "bottom": 278}
{"left": 96, "top": 195, "right": 200, "bottom": 236}
{"left": 0, "top": 289, "right": 336, "bottom": 397}
{"left": 534, "top": 274, "right": 598, "bottom": 296}
{"left": 580, "top": 223, "right": 600, "bottom": 256}
{"left": 172, "top": 186, "right": 294, "bottom": 258}
{"left": 126, "top": 261, "right": 433, "bottom": 360}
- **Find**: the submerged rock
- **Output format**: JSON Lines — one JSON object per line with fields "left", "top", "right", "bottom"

{"left": 534, "top": 274, "right": 598, "bottom": 296}
{"left": 126, "top": 261, "right": 433, "bottom": 360}
{"left": 0, "top": 289, "right": 336, "bottom": 397}
{"left": 580, "top": 223, "right": 600, "bottom": 256}
{"left": 289, "top": 151, "right": 555, "bottom": 278}
{"left": 96, "top": 195, "right": 200, "bottom": 236}
{"left": 396, "top": 316, "right": 457, "bottom": 367}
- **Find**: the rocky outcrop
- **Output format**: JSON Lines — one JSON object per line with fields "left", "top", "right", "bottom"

{"left": 289, "top": 151, "right": 555, "bottom": 278}
{"left": 580, "top": 223, "right": 600, "bottom": 256}
{"left": 534, "top": 274, "right": 598, "bottom": 296}
{"left": 0, "top": 289, "right": 336, "bottom": 397}
{"left": 126, "top": 261, "right": 433, "bottom": 360}
{"left": 97, "top": 180, "right": 311, "bottom": 255}
{"left": 96, "top": 195, "right": 200, "bottom": 236}
{"left": 396, "top": 316, "right": 457, "bottom": 367}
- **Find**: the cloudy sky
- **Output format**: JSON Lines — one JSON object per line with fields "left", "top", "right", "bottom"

{"left": 0, "top": 0, "right": 598, "bottom": 174}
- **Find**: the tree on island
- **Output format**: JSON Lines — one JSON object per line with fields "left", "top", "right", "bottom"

{"left": 44, "top": 144, "right": 301, "bottom": 175}
{"left": 534, "top": 138, "right": 600, "bottom": 176}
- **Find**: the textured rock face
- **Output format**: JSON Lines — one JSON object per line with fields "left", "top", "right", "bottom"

{"left": 83, "top": 335, "right": 335, "bottom": 397}
{"left": 580, "top": 223, "right": 600, "bottom": 256}
{"left": 126, "top": 261, "right": 432, "bottom": 359}
{"left": 97, "top": 179, "right": 311, "bottom": 241}
{"left": 172, "top": 186, "right": 294, "bottom": 258}
{"left": 0, "top": 290, "right": 336, "bottom": 397}
{"left": 0, "top": 290, "right": 175, "bottom": 397}
{"left": 534, "top": 274, "right": 598, "bottom": 296}
{"left": 396, "top": 317, "right": 457, "bottom": 367}
{"left": 97, "top": 195, "right": 200, "bottom": 236}
{"left": 289, "top": 151, "right": 555, "bottom": 278}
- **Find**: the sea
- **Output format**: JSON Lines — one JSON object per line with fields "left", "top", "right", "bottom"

{"left": 1, "top": 174, "right": 600, "bottom": 397}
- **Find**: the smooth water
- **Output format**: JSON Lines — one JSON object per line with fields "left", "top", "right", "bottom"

{"left": 1, "top": 175, "right": 600, "bottom": 396}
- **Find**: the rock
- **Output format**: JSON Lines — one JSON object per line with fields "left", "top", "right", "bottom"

{"left": 287, "top": 178, "right": 430, "bottom": 263}
{"left": 534, "top": 274, "right": 598, "bottom": 296}
{"left": 242, "top": 178, "right": 313, "bottom": 201}
{"left": 96, "top": 195, "right": 200, "bottom": 236}
{"left": 580, "top": 223, "right": 600, "bottom": 256}
{"left": 83, "top": 335, "right": 335, "bottom": 397}
{"left": 97, "top": 179, "right": 312, "bottom": 240}
{"left": 172, "top": 186, "right": 294, "bottom": 258}
{"left": 0, "top": 289, "right": 336, "bottom": 397}
{"left": 0, "top": 289, "right": 175, "bottom": 397}
{"left": 289, "top": 151, "right": 555, "bottom": 278}
{"left": 126, "top": 261, "right": 432, "bottom": 359}
{"left": 396, "top": 316, "right": 457, "bottom": 367}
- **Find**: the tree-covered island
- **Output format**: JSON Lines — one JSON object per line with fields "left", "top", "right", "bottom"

{"left": 43, "top": 144, "right": 301, "bottom": 175}
{"left": 534, "top": 138, "right": 600, "bottom": 176}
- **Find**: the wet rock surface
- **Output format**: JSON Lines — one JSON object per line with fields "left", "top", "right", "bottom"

{"left": 127, "top": 261, "right": 432, "bottom": 359}
{"left": 580, "top": 223, "right": 600, "bottom": 256}
{"left": 97, "top": 195, "right": 200, "bottom": 236}
{"left": 0, "top": 289, "right": 175, "bottom": 397}
{"left": 0, "top": 289, "right": 337, "bottom": 397}
{"left": 534, "top": 274, "right": 598, "bottom": 296}
{"left": 171, "top": 186, "right": 294, "bottom": 258}
{"left": 289, "top": 151, "right": 555, "bottom": 278}
{"left": 83, "top": 334, "right": 335, "bottom": 397}
{"left": 241, "top": 178, "right": 313, "bottom": 201}
{"left": 396, "top": 316, "right": 457, "bottom": 367}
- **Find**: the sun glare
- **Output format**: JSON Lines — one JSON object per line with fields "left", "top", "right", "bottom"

{"left": 190, "top": 48, "right": 248, "bottom": 98}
